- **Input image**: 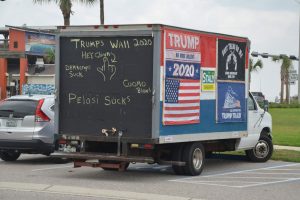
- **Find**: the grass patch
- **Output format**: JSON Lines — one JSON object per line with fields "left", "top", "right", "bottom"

{"left": 271, "top": 149, "right": 300, "bottom": 162}
{"left": 269, "top": 108, "right": 300, "bottom": 147}
{"left": 269, "top": 103, "right": 300, "bottom": 108}
{"left": 222, "top": 149, "right": 300, "bottom": 163}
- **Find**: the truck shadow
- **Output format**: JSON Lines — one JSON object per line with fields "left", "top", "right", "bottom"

{"left": 63, "top": 154, "right": 251, "bottom": 181}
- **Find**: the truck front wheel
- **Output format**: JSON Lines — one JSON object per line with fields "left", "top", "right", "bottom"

{"left": 183, "top": 143, "right": 205, "bottom": 176}
{"left": 246, "top": 135, "right": 273, "bottom": 162}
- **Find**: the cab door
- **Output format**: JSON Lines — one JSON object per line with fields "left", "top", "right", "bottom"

{"left": 237, "top": 93, "right": 261, "bottom": 149}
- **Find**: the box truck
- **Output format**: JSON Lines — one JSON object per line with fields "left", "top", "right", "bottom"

{"left": 53, "top": 24, "right": 273, "bottom": 176}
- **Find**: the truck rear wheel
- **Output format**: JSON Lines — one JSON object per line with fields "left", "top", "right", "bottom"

{"left": 0, "top": 150, "right": 21, "bottom": 161}
{"left": 245, "top": 135, "right": 273, "bottom": 162}
{"left": 183, "top": 143, "right": 205, "bottom": 176}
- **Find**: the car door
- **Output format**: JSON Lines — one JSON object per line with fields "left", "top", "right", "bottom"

{"left": 0, "top": 99, "right": 37, "bottom": 141}
{"left": 237, "top": 94, "right": 261, "bottom": 149}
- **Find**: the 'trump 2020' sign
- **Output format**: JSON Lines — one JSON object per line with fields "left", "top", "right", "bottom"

{"left": 163, "top": 29, "right": 201, "bottom": 125}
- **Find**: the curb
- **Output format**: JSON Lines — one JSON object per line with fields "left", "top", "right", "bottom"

{"left": 274, "top": 145, "right": 300, "bottom": 152}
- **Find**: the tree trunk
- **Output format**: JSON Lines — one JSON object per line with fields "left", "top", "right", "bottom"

{"left": 280, "top": 69, "right": 284, "bottom": 103}
{"left": 285, "top": 72, "right": 289, "bottom": 104}
{"left": 100, "top": 0, "right": 104, "bottom": 25}
{"left": 60, "top": 1, "right": 72, "bottom": 26}
{"left": 64, "top": 16, "right": 70, "bottom": 26}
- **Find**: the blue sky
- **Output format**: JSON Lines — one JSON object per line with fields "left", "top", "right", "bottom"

{"left": 0, "top": 0, "right": 299, "bottom": 101}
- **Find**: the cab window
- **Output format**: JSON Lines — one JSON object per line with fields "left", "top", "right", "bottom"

{"left": 248, "top": 95, "right": 256, "bottom": 110}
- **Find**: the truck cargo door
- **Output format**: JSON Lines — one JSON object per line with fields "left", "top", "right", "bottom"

{"left": 59, "top": 36, "right": 153, "bottom": 139}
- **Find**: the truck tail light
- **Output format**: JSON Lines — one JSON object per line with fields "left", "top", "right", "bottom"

{"left": 143, "top": 144, "right": 154, "bottom": 149}
{"left": 35, "top": 99, "right": 50, "bottom": 122}
{"left": 58, "top": 139, "right": 67, "bottom": 144}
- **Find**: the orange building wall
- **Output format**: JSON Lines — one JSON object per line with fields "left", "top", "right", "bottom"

{"left": 9, "top": 29, "right": 25, "bottom": 52}
{"left": 0, "top": 58, "right": 7, "bottom": 99}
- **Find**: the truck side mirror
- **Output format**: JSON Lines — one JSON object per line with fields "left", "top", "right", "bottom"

{"left": 263, "top": 100, "right": 269, "bottom": 112}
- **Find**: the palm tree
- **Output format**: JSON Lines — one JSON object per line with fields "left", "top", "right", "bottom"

{"left": 33, "top": 0, "right": 97, "bottom": 26}
{"left": 44, "top": 48, "right": 55, "bottom": 64}
{"left": 272, "top": 56, "right": 293, "bottom": 103}
{"left": 249, "top": 58, "right": 263, "bottom": 90}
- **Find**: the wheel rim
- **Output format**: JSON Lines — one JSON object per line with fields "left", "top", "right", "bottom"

{"left": 254, "top": 140, "right": 269, "bottom": 158}
{"left": 192, "top": 148, "right": 203, "bottom": 170}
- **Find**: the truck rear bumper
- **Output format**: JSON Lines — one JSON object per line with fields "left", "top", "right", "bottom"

{"left": 51, "top": 152, "right": 154, "bottom": 163}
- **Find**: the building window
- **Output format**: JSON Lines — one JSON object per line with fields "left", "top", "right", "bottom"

{"left": 13, "top": 41, "right": 18, "bottom": 48}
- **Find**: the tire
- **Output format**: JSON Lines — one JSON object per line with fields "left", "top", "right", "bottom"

{"left": 245, "top": 135, "right": 273, "bottom": 162}
{"left": 0, "top": 150, "right": 21, "bottom": 161}
{"left": 172, "top": 144, "right": 185, "bottom": 175}
{"left": 183, "top": 143, "right": 205, "bottom": 176}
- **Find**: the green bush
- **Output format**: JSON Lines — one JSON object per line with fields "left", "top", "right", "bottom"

{"left": 269, "top": 102, "right": 300, "bottom": 108}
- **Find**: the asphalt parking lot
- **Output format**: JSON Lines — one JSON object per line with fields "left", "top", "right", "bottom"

{"left": 0, "top": 154, "right": 300, "bottom": 200}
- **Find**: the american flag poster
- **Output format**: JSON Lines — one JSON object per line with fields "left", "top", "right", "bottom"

{"left": 163, "top": 29, "right": 201, "bottom": 125}
{"left": 163, "top": 78, "right": 200, "bottom": 125}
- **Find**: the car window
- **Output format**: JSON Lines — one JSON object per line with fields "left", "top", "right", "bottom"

{"left": 248, "top": 96, "right": 256, "bottom": 111}
{"left": 0, "top": 99, "right": 38, "bottom": 118}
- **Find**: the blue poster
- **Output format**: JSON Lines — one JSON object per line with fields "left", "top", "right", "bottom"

{"left": 22, "top": 84, "right": 55, "bottom": 95}
{"left": 165, "top": 60, "right": 200, "bottom": 80}
{"left": 217, "top": 82, "right": 246, "bottom": 123}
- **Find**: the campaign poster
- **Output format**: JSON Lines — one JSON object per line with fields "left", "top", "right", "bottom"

{"left": 163, "top": 29, "right": 201, "bottom": 125}
{"left": 25, "top": 32, "right": 56, "bottom": 56}
{"left": 202, "top": 70, "right": 215, "bottom": 91}
{"left": 217, "top": 82, "right": 246, "bottom": 123}
{"left": 217, "top": 39, "right": 246, "bottom": 81}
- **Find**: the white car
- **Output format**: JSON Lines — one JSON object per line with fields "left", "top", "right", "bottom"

{"left": 0, "top": 95, "right": 55, "bottom": 161}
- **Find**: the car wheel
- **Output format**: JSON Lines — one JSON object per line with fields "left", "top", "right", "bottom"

{"left": 245, "top": 135, "right": 273, "bottom": 162}
{"left": 183, "top": 143, "right": 205, "bottom": 176}
{"left": 0, "top": 150, "right": 21, "bottom": 161}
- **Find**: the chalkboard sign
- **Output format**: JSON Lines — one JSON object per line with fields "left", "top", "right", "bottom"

{"left": 59, "top": 36, "right": 153, "bottom": 138}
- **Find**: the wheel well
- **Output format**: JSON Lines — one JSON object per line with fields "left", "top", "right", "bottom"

{"left": 261, "top": 127, "right": 272, "bottom": 140}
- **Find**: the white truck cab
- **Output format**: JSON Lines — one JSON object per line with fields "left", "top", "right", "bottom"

{"left": 237, "top": 92, "right": 273, "bottom": 162}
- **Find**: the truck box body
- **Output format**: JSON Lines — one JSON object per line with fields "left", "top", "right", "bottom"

{"left": 56, "top": 24, "right": 250, "bottom": 145}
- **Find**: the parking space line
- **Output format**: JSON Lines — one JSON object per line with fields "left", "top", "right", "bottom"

{"left": 172, "top": 180, "right": 245, "bottom": 188}
{"left": 169, "top": 163, "right": 300, "bottom": 188}
{"left": 238, "top": 178, "right": 300, "bottom": 188}
{"left": 169, "top": 163, "right": 300, "bottom": 182}
{"left": 202, "top": 176, "right": 289, "bottom": 180}
{"left": 31, "top": 165, "right": 73, "bottom": 172}
{"left": 187, "top": 180, "right": 261, "bottom": 184}
{"left": 263, "top": 169, "right": 300, "bottom": 171}
{"left": 243, "top": 172, "right": 300, "bottom": 175}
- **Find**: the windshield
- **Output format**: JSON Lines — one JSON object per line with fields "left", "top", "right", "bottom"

{"left": 0, "top": 99, "right": 38, "bottom": 118}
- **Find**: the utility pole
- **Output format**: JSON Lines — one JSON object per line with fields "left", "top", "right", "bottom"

{"left": 295, "top": 0, "right": 300, "bottom": 104}
{"left": 100, "top": 0, "right": 104, "bottom": 25}
{"left": 298, "top": 3, "right": 300, "bottom": 103}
